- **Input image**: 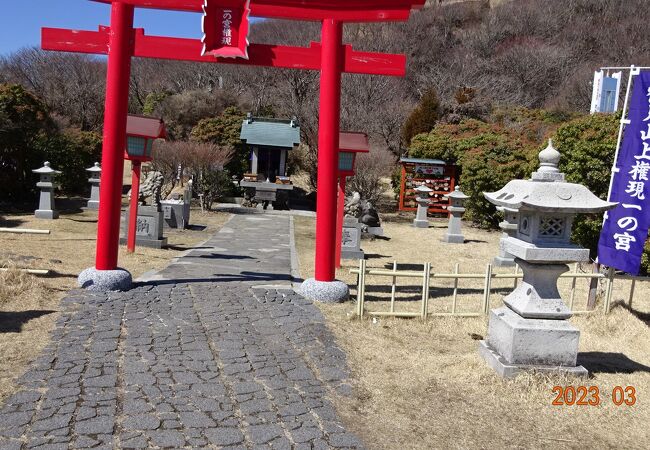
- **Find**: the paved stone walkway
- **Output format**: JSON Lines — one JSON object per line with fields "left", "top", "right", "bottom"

{"left": 0, "top": 214, "right": 362, "bottom": 450}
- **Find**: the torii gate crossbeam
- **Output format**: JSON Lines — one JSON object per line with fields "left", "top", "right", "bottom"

{"left": 43, "top": 0, "right": 424, "bottom": 300}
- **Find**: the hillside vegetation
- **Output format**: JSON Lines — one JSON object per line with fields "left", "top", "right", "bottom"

{"left": 1, "top": 0, "right": 647, "bottom": 153}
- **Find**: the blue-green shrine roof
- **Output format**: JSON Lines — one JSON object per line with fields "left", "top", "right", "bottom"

{"left": 240, "top": 115, "right": 301, "bottom": 149}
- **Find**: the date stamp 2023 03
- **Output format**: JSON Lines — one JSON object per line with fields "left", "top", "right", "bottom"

{"left": 552, "top": 386, "right": 637, "bottom": 406}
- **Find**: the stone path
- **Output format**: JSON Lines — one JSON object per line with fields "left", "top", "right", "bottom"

{"left": 0, "top": 214, "right": 362, "bottom": 450}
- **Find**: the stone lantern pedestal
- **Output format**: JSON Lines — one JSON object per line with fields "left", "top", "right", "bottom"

{"left": 493, "top": 206, "right": 518, "bottom": 267}
{"left": 442, "top": 186, "right": 469, "bottom": 243}
{"left": 479, "top": 141, "right": 617, "bottom": 378}
{"left": 33, "top": 162, "right": 61, "bottom": 220}
{"left": 413, "top": 185, "right": 432, "bottom": 228}
{"left": 86, "top": 162, "right": 101, "bottom": 210}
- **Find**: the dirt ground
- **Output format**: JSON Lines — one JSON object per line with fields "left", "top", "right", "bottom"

{"left": 294, "top": 214, "right": 650, "bottom": 450}
{"left": 0, "top": 203, "right": 231, "bottom": 403}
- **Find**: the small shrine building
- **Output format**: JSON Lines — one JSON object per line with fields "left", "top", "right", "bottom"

{"left": 240, "top": 114, "right": 301, "bottom": 183}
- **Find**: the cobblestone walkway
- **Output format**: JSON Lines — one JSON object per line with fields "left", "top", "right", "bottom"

{"left": 0, "top": 214, "right": 362, "bottom": 450}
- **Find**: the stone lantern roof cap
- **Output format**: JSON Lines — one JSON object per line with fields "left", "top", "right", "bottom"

{"left": 483, "top": 141, "right": 617, "bottom": 214}
{"left": 86, "top": 162, "right": 101, "bottom": 173}
{"left": 33, "top": 161, "right": 61, "bottom": 175}
{"left": 445, "top": 186, "right": 469, "bottom": 199}
{"left": 414, "top": 185, "right": 433, "bottom": 193}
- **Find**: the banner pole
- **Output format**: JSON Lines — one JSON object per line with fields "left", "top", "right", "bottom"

{"left": 605, "top": 65, "right": 638, "bottom": 205}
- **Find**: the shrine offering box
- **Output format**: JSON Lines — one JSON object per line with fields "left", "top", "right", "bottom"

{"left": 399, "top": 157, "right": 457, "bottom": 216}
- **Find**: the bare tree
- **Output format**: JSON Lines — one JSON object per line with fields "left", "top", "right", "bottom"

{"left": 1, "top": 48, "right": 106, "bottom": 130}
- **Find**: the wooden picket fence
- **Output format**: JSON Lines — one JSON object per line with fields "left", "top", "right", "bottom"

{"left": 350, "top": 260, "right": 643, "bottom": 320}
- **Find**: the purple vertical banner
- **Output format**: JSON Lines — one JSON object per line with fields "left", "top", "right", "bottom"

{"left": 598, "top": 71, "right": 650, "bottom": 275}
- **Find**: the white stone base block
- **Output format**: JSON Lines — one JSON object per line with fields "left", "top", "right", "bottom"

{"left": 413, "top": 220, "right": 429, "bottom": 228}
{"left": 299, "top": 278, "right": 349, "bottom": 303}
{"left": 479, "top": 340, "right": 588, "bottom": 379}
{"left": 487, "top": 306, "right": 580, "bottom": 367}
{"left": 86, "top": 200, "right": 100, "bottom": 210}
{"left": 35, "top": 209, "right": 59, "bottom": 220}
{"left": 442, "top": 233, "right": 465, "bottom": 244}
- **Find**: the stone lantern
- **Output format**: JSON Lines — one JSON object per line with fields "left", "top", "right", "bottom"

{"left": 33, "top": 162, "right": 61, "bottom": 219}
{"left": 86, "top": 162, "right": 101, "bottom": 210}
{"left": 493, "top": 206, "right": 518, "bottom": 267}
{"left": 413, "top": 185, "right": 433, "bottom": 228}
{"left": 442, "top": 186, "right": 469, "bottom": 243}
{"left": 479, "top": 140, "right": 617, "bottom": 377}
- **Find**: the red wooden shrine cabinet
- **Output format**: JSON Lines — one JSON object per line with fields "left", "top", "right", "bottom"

{"left": 42, "top": 0, "right": 424, "bottom": 287}
{"left": 398, "top": 157, "right": 457, "bottom": 216}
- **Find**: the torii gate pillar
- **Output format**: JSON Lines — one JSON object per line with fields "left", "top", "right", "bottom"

{"left": 299, "top": 19, "right": 350, "bottom": 302}
{"left": 79, "top": 1, "right": 134, "bottom": 290}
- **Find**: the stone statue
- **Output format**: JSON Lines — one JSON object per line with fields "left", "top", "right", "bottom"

{"left": 138, "top": 171, "right": 164, "bottom": 206}
{"left": 359, "top": 200, "right": 381, "bottom": 228}
{"left": 344, "top": 192, "right": 362, "bottom": 219}
{"left": 343, "top": 191, "right": 381, "bottom": 231}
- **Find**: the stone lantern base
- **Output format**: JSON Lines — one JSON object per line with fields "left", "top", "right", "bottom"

{"left": 479, "top": 342, "right": 588, "bottom": 379}
{"left": 442, "top": 233, "right": 464, "bottom": 244}
{"left": 479, "top": 306, "right": 587, "bottom": 378}
{"left": 35, "top": 209, "right": 59, "bottom": 220}
{"left": 479, "top": 257, "right": 588, "bottom": 378}
{"left": 413, "top": 219, "right": 429, "bottom": 229}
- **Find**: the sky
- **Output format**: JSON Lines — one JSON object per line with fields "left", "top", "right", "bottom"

{"left": 0, "top": 0, "right": 204, "bottom": 56}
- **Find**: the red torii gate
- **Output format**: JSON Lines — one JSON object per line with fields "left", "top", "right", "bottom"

{"left": 42, "top": 0, "right": 424, "bottom": 298}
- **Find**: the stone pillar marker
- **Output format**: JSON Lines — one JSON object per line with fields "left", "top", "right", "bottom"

{"left": 413, "top": 185, "right": 433, "bottom": 228}
{"left": 33, "top": 161, "right": 61, "bottom": 220}
{"left": 86, "top": 162, "right": 101, "bottom": 210}
{"left": 493, "top": 206, "right": 518, "bottom": 267}
{"left": 442, "top": 186, "right": 469, "bottom": 243}
{"left": 479, "top": 140, "right": 617, "bottom": 378}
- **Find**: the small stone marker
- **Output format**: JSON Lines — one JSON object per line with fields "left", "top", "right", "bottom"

{"left": 86, "top": 162, "right": 101, "bottom": 210}
{"left": 479, "top": 140, "right": 617, "bottom": 378}
{"left": 121, "top": 205, "right": 168, "bottom": 249}
{"left": 341, "top": 217, "right": 364, "bottom": 260}
{"left": 33, "top": 161, "right": 61, "bottom": 220}
{"left": 442, "top": 186, "right": 469, "bottom": 243}
{"left": 160, "top": 193, "right": 191, "bottom": 229}
{"left": 413, "top": 185, "right": 433, "bottom": 228}
{"left": 493, "top": 206, "right": 518, "bottom": 267}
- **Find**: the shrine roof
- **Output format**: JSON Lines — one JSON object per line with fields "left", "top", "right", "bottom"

{"left": 126, "top": 114, "right": 167, "bottom": 139}
{"left": 240, "top": 116, "right": 301, "bottom": 149}
{"left": 339, "top": 132, "right": 369, "bottom": 153}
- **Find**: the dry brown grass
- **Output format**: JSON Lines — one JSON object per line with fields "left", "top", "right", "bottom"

{"left": 294, "top": 215, "right": 650, "bottom": 449}
{"left": 0, "top": 207, "right": 230, "bottom": 403}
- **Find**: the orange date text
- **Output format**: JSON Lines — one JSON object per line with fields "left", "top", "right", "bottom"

{"left": 551, "top": 386, "right": 637, "bottom": 406}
